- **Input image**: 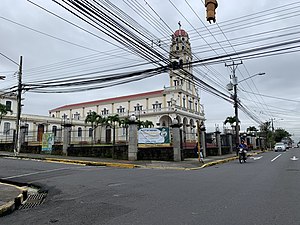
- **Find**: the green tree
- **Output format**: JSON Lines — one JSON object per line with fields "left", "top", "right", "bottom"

{"left": 96, "top": 116, "right": 107, "bottom": 144}
{"left": 119, "top": 117, "right": 131, "bottom": 142}
{"left": 224, "top": 116, "right": 239, "bottom": 127}
{"left": 259, "top": 121, "right": 272, "bottom": 148}
{"left": 107, "top": 114, "right": 120, "bottom": 145}
{"left": 0, "top": 103, "right": 12, "bottom": 124}
{"left": 144, "top": 120, "right": 154, "bottom": 128}
{"left": 246, "top": 126, "right": 258, "bottom": 132}
{"left": 85, "top": 111, "right": 103, "bottom": 143}
{"left": 273, "top": 128, "right": 291, "bottom": 143}
{"left": 140, "top": 120, "right": 154, "bottom": 128}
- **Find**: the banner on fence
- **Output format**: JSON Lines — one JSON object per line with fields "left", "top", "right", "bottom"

{"left": 138, "top": 128, "right": 170, "bottom": 144}
{"left": 42, "top": 133, "right": 54, "bottom": 153}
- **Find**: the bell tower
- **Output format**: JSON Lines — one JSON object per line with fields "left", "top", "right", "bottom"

{"left": 169, "top": 25, "right": 196, "bottom": 96}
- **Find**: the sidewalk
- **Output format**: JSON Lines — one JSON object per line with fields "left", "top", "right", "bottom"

{"left": 0, "top": 149, "right": 264, "bottom": 216}
{"left": 0, "top": 182, "right": 27, "bottom": 217}
{"left": 0, "top": 150, "right": 264, "bottom": 170}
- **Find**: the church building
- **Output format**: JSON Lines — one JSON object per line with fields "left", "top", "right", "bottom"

{"left": 49, "top": 28, "right": 205, "bottom": 144}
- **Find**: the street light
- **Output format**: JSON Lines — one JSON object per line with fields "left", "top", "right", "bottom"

{"left": 226, "top": 71, "right": 266, "bottom": 152}
{"left": 237, "top": 72, "right": 266, "bottom": 84}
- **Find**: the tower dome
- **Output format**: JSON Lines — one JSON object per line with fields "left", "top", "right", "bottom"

{"left": 173, "top": 29, "right": 188, "bottom": 37}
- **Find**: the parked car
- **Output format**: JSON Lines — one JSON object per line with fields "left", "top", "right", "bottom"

{"left": 274, "top": 142, "right": 287, "bottom": 152}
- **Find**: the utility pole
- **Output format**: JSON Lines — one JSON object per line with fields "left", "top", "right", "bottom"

{"left": 225, "top": 61, "right": 243, "bottom": 153}
{"left": 14, "top": 56, "right": 23, "bottom": 155}
{"left": 271, "top": 118, "right": 274, "bottom": 132}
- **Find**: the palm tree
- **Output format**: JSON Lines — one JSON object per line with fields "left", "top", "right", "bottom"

{"left": 85, "top": 111, "right": 101, "bottom": 143}
{"left": 95, "top": 116, "right": 107, "bottom": 144}
{"left": 224, "top": 116, "right": 239, "bottom": 133}
{"left": 224, "top": 116, "right": 238, "bottom": 126}
{"left": 259, "top": 121, "right": 272, "bottom": 149}
{"left": 0, "top": 103, "right": 12, "bottom": 124}
{"left": 107, "top": 114, "right": 120, "bottom": 145}
{"left": 246, "top": 126, "right": 258, "bottom": 134}
{"left": 141, "top": 120, "right": 154, "bottom": 128}
{"left": 119, "top": 117, "right": 130, "bottom": 142}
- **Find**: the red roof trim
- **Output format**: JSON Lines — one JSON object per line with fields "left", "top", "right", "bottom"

{"left": 50, "top": 90, "right": 164, "bottom": 112}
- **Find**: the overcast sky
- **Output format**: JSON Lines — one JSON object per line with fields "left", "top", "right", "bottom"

{"left": 1, "top": 0, "right": 300, "bottom": 141}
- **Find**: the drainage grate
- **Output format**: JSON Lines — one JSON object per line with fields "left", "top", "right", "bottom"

{"left": 19, "top": 192, "right": 47, "bottom": 210}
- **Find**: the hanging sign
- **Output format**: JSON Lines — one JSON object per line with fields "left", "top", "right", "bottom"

{"left": 138, "top": 128, "right": 170, "bottom": 144}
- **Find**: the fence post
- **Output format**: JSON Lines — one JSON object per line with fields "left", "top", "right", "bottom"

{"left": 63, "top": 124, "right": 72, "bottom": 156}
{"left": 228, "top": 133, "right": 233, "bottom": 153}
{"left": 200, "top": 125, "right": 207, "bottom": 158}
{"left": 128, "top": 115, "right": 138, "bottom": 160}
{"left": 19, "top": 125, "right": 27, "bottom": 151}
{"left": 171, "top": 119, "right": 181, "bottom": 162}
{"left": 216, "top": 131, "right": 222, "bottom": 156}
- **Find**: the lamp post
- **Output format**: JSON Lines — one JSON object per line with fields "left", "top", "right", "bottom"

{"left": 226, "top": 67, "right": 266, "bottom": 152}
{"left": 237, "top": 72, "right": 266, "bottom": 84}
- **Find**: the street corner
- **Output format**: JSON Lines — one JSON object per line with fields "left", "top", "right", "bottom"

{"left": 200, "top": 156, "right": 238, "bottom": 168}
{"left": 0, "top": 182, "right": 28, "bottom": 217}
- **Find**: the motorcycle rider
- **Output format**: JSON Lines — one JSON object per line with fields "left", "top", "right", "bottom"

{"left": 238, "top": 140, "right": 247, "bottom": 161}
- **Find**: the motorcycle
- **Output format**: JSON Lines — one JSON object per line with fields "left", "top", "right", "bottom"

{"left": 238, "top": 148, "right": 247, "bottom": 163}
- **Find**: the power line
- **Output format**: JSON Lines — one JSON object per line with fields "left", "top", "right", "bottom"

{"left": 0, "top": 52, "right": 19, "bottom": 66}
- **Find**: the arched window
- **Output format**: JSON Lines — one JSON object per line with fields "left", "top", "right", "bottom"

{"left": 24, "top": 123, "right": 29, "bottom": 135}
{"left": 5, "top": 101, "right": 12, "bottom": 111}
{"left": 3, "top": 122, "right": 10, "bottom": 135}
{"left": 78, "top": 127, "right": 82, "bottom": 137}
{"left": 89, "top": 128, "right": 93, "bottom": 137}
{"left": 52, "top": 126, "right": 57, "bottom": 137}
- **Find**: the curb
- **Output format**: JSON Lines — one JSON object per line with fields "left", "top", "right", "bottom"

{"left": 0, "top": 151, "right": 265, "bottom": 171}
{"left": 0, "top": 154, "right": 141, "bottom": 169}
{"left": 187, "top": 152, "right": 263, "bottom": 170}
{"left": 0, "top": 183, "right": 28, "bottom": 217}
{"left": 44, "top": 158, "right": 141, "bottom": 169}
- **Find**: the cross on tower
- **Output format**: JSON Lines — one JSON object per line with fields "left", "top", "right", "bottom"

{"left": 178, "top": 21, "right": 181, "bottom": 30}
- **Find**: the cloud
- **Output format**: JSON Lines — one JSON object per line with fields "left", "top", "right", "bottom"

{"left": 1, "top": 0, "right": 300, "bottom": 142}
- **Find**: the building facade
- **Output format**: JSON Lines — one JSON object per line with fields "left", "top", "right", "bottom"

{"left": 0, "top": 28, "right": 205, "bottom": 146}
{"left": 49, "top": 28, "right": 205, "bottom": 144}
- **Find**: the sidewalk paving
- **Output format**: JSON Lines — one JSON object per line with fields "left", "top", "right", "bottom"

{"left": 0, "top": 149, "right": 265, "bottom": 216}
{"left": 0, "top": 150, "right": 264, "bottom": 170}
{"left": 0, "top": 182, "right": 27, "bottom": 217}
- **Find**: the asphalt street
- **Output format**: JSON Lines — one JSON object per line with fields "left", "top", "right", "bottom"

{"left": 0, "top": 148, "right": 299, "bottom": 225}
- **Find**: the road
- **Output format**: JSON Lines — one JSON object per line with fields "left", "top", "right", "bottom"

{"left": 1, "top": 148, "right": 300, "bottom": 225}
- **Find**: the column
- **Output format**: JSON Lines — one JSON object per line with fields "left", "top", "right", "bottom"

{"left": 146, "top": 98, "right": 149, "bottom": 113}
{"left": 128, "top": 116, "right": 138, "bottom": 160}
{"left": 201, "top": 129, "right": 207, "bottom": 158}
{"left": 179, "top": 92, "right": 182, "bottom": 107}
{"left": 171, "top": 120, "right": 181, "bottom": 162}
{"left": 228, "top": 133, "right": 233, "bottom": 153}
{"left": 216, "top": 131, "right": 222, "bottom": 156}
{"left": 62, "top": 124, "right": 72, "bottom": 156}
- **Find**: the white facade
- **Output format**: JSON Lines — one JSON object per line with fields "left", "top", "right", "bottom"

{"left": 0, "top": 28, "right": 206, "bottom": 146}
{"left": 49, "top": 28, "right": 205, "bottom": 144}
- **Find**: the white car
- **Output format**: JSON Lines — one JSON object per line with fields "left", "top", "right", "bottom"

{"left": 274, "top": 142, "right": 287, "bottom": 152}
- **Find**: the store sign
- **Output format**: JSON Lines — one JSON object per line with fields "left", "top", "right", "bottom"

{"left": 138, "top": 128, "right": 170, "bottom": 144}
